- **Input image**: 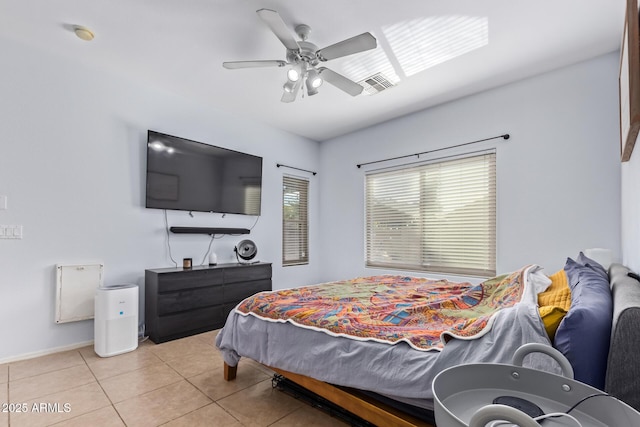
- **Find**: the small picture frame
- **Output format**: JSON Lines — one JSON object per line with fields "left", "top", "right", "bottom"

{"left": 620, "top": 0, "right": 640, "bottom": 162}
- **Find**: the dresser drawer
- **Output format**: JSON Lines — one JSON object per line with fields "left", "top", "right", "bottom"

{"left": 157, "top": 305, "right": 225, "bottom": 338}
{"left": 157, "top": 269, "right": 224, "bottom": 292}
{"left": 223, "top": 279, "right": 271, "bottom": 304}
{"left": 224, "top": 264, "right": 272, "bottom": 284}
{"left": 157, "top": 286, "right": 224, "bottom": 315}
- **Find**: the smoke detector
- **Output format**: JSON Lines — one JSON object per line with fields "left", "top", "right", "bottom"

{"left": 73, "top": 26, "right": 95, "bottom": 41}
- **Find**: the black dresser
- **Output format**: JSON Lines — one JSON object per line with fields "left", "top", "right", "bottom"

{"left": 145, "top": 262, "right": 272, "bottom": 343}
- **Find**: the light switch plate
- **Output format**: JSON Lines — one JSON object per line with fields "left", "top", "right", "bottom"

{"left": 0, "top": 195, "right": 6, "bottom": 210}
{"left": 0, "top": 225, "right": 22, "bottom": 239}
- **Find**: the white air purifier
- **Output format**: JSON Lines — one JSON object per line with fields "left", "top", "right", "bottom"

{"left": 94, "top": 284, "right": 139, "bottom": 357}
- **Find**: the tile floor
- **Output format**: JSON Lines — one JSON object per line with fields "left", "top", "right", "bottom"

{"left": 0, "top": 331, "right": 348, "bottom": 427}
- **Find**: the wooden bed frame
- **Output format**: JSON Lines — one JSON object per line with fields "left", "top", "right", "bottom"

{"left": 223, "top": 362, "right": 435, "bottom": 427}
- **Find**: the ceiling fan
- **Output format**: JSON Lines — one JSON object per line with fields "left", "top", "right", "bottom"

{"left": 223, "top": 9, "right": 377, "bottom": 103}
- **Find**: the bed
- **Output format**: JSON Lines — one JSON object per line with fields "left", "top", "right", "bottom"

{"left": 215, "top": 256, "right": 640, "bottom": 426}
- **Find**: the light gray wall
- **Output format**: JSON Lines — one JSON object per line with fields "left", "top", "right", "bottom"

{"left": 318, "top": 52, "right": 621, "bottom": 283}
{"left": 0, "top": 35, "right": 623, "bottom": 362}
{"left": 0, "top": 36, "right": 321, "bottom": 361}
{"left": 622, "top": 138, "right": 640, "bottom": 272}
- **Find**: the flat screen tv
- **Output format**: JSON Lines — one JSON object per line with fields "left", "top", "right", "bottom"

{"left": 145, "top": 130, "right": 262, "bottom": 215}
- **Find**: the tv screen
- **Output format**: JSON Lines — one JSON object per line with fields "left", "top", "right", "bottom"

{"left": 145, "top": 130, "right": 262, "bottom": 215}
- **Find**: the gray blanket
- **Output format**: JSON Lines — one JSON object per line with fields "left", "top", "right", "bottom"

{"left": 215, "top": 267, "right": 559, "bottom": 406}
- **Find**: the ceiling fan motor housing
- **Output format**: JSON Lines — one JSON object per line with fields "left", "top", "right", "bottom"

{"left": 295, "top": 24, "right": 311, "bottom": 40}
{"left": 286, "top": 41, "right": 320, "bottom": 67}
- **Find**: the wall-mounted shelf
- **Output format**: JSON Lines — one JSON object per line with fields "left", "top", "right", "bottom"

{"left": 169, "top": 227, "right": 250, "bottom": 235}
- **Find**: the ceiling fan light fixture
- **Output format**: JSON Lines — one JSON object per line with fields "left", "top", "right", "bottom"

{"left": 305, "top": 70, "right": 322, "bottom": 95}
{"left": 307, "top": 69, "right": 323, "bottom": 89}
{"left": 311, "top": 76, "right": 323, "bottom": 88}
{"left": 306, "top": 83, "right": 319, "bottom": 96}
{"left": 283, "top": 80, "right": 297, "bottom": 93}
{"left": 287, "top": 67, "right": 301, "bottom": 82}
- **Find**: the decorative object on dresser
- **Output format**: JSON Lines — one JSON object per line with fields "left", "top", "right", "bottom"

{"left": 208, "top": 251, "right": 218, "bottom": 266}
{"left": 234, "top": 239, "right": 258, "bottom": 264}
{"left": 145, "top": 262, "right": 271, "bottom": 343}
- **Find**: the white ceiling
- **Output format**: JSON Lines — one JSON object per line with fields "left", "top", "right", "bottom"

{"left": 0, "top": 0, "right": 625, "bottom": 141}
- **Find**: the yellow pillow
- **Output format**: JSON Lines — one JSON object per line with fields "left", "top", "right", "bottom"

{"left": 538, "top": 305, "right": 567, "bottom": 340}
{"left": 539, "top": 269, "right": 571, "bottom": 311}
{"left": 538, "top": 269, "right": 571, "bottom": 339}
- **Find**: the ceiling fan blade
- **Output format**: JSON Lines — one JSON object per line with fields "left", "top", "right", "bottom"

{"left": 223, "top": 60, "right": 287, "bottom": 69}
{"left": 318, "top": 67, "right": 363, "bottom": 96}
{"left": 281, "top": 79, "right": 302, "bottom": 103}
{"left": 256, "top": 9, "right": 300, "bottom": 52}
{"left": 317, "top": 32, "right": 377, "bottom": 61}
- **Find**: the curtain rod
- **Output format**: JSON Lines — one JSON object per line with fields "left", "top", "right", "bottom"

{"left": 366, "top": 148, "right": 496, "bottom": 174}
{"left": 276, "top": 163, "right": 317, "bottom": 176}
{"left": 356, "top": 133, "right": 510, "bottom": 169}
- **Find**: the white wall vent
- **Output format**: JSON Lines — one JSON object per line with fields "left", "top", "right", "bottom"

{"left": 359, "top": 73, "right": 396, "bottom": 95}
{"left": 55, "top": 264, "right": 103, "bottom": 323}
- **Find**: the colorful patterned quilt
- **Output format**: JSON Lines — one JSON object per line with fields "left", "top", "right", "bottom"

{"left": 236, "top": 266, "right": 532, "bottom": 351}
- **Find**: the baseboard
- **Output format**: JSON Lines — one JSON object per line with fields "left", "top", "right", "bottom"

{"left": 0, "top": 340, "right": 94, "bottom": 365}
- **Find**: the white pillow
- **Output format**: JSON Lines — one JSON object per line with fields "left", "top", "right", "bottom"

{"left": 583, "top": 248, "right": 612, "bottom": 270}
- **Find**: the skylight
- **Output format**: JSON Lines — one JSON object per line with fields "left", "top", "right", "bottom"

{"left": 383, "top": 15, "right": 489, "bottom": 77}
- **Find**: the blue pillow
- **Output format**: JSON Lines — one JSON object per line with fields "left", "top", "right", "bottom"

{"left": 563, "top": 257, "right": 583, "bottom": 289}
{"left": 554, "top": 258, "right": 613, "bottom": 390}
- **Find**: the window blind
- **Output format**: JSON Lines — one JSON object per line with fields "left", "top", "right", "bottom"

{"left": 283, "top": 175, "right": 309, "bottom": 266}
{"left": 365, "top": 152, "right": 496, "bottom": 277}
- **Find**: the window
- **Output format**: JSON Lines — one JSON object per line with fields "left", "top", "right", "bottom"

{"left": 365, "top": 152, "right": 496, "bottom": 277}
{"left": 283, "top": 176, "right": 309, "bottom": 266}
